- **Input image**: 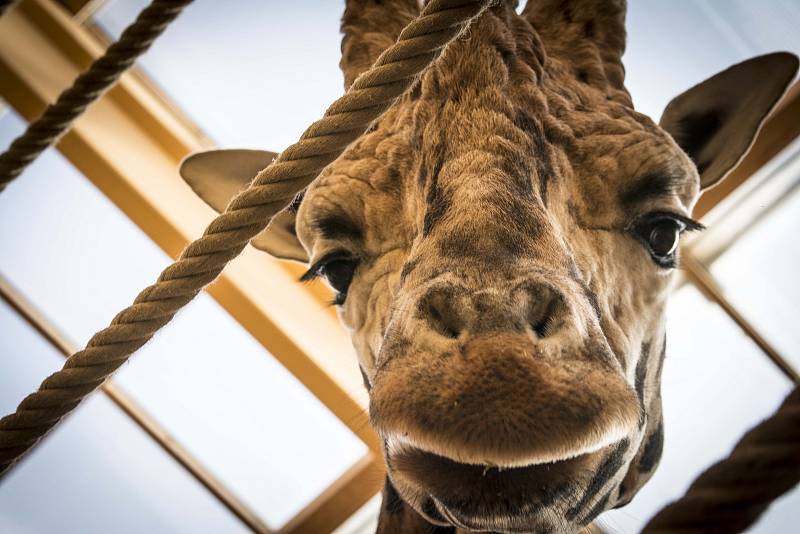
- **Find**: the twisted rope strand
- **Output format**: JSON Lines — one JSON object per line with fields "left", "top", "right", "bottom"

{"left": 643, "top": 387, "right": 800, "bottom": 532}
{"left": 0, "top": 0, "right": 193, "bottom": 192}
{"left": 0, "top": 0, "right": 493, "bottom": 477}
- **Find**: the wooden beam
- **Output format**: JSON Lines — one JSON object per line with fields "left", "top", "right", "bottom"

{"left": 54, "top": 0, "right": 90, "bottom": 14}
{"left": 53, "top": 0, "right": 102, "bottom": 22}
{"left": 280, "top": 454, "right": 384, "bottom": 534}
{"left": 682, "top": 254, "right": 799, "bottom": 383}
{"left": 1, "top": 2, "right": 384, "bottom": 530}
{"left": 0, "top": 274, "right": 272, "bottom": 534}
{"left": 0, "top": 0, "right": 378, "bottom": 459}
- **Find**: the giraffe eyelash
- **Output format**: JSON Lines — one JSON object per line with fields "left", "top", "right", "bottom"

{"left": 299, "top": 250, "right": 355, "bottom": 283}
{"left": 300, "top": 250, "right": 359, "bottom": 305}
{"left": 626, "top": 211, "right": 705, "bottom": 234}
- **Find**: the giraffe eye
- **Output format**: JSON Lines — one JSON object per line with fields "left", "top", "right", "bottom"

{"left": 320, "top": 259, "right": 357, "bottom": 299}
{"left": 301, "top": 251, "right": 359, "bottom": 305}
{"left": 633, "top": 212, "right": 703, "bottom": 268}
{"left": 648, "top": 220, "right": 681, "bottom": 259}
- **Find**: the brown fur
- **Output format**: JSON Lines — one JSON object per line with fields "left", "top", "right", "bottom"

{"left": 298, "top": 4, "right": 681, "bottom": 529}
{"left": 180, "top": 1, "right": 797, "bottom": 531}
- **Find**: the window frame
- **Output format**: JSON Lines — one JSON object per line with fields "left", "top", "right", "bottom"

{"left": 1, "top": 1, "right": 382, "bottom": 532}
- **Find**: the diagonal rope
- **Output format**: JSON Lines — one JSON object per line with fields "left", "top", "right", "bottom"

{"left": 643, "top": 386, "right": 800, "bottom": 532}
{"left": 0, "top": 0, "right": 193, "bottom": 193}
{"left": 0, "top": 0, "right": 493, "bottom": 477}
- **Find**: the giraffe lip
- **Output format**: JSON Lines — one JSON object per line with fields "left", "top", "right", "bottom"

{"left": 433, "top": 500, "right": 539, "bottom": 534}
{"left": 384, "top": 426, "right": 619, "bottom": 469}
{"left": 391, "top": 444, "right": 594, "bottom": 519}
{"left": 431, "top": 499, "right": 535, "bottom": 533}
{"left": 432, "top": 500, "right": 474, "bottom": 530}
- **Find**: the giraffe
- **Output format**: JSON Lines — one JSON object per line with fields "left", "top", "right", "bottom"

{"left": 179, "top": 1, "right": 798, "bottom": 532}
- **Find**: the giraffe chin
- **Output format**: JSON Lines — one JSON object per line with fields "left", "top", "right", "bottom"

{"left": 389, "top": 442, "right": 618, "bottom": 532}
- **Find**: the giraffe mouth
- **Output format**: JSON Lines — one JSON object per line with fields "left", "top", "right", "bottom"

{"left": 383, "top": 419, "right": 627, "bottom": 469}
{"left": 389, "top": 442, "right": 613, "bottom": 531}
{"left": 430, "top": 500, "right": 554, "bottom": 533}
{"left": 369, "top": 332, "right": 641, "bottom": 474}
{"left": 428, "top": 498, "right": 547, "bottom": 533}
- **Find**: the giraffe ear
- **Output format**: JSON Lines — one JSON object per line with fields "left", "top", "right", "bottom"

{"left": 659, "top": 52, "right": 798, "bottom": 190}
{"left": 179, "top": 149, "right": 309, "bottom": 263}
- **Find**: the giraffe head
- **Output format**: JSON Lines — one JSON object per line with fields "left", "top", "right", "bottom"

{"left": 181, "top": 1, "right": 797, "bottom": 531}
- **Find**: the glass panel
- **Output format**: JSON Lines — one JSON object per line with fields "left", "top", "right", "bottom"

{"left": 600, "top": 284, "right": 796, "bottom": 533}
{"left": 625, "top": 0, "right": 800, "bottom": 118}
{"left": 94, "top": 0, "right": 800, "bottom": 145}
{"left": 685, "top": 139, "right": 800, "bottom": 372}
{"left": 0, "top": 109, "right": 366, "bottom": 528}
{"left": 333, "top": 494, "right": 381, "bottom": 534}
{"left": 0, "top": 298, "right": 249, "bottom": 534}
{"left": 705, "top": 157, "right": 800, "bottom": 370}
{"left": 624, "top": 7, "right": 800, "bottom": 526}
{"left": 94, "top": 0, "right": 345, "bottom": 150}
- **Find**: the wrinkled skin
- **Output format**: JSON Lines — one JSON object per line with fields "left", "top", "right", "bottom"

{"left": 182, "top": 0, "right": 797, "bottom": 531}
{"left": 300, "top": 3, "right": 690, "bottom": 531}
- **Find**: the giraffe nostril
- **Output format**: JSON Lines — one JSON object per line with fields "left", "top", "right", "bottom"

{"left": 525, "top": 286, "right": 562, "bottom": 339}
{"left": 432, "top": 310, "right": 460, "bottom": 338}
{"left": 419, "top": 287, "right": 463, "bottom": 339}
{"left": 418, "top": 283, "right": 565, "bottom": 340}
{"left": 532, "top": 315, "right": 552, "bottom": 338}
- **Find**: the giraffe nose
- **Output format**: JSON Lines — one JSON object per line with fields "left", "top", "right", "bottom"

{"left": 370, "top": 279, "right": 639, "bottom": 471}
{"left": 417, "top": 282, "right": 566, "bottom": 339}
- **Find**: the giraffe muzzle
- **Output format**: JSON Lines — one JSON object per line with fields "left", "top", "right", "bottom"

{"left": 370, "top": 332, "right": 640, "bottom": 468}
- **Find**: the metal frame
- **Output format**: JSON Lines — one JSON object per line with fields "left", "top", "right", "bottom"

{"left": 1, "top": 0, "right": 797, "bottom": 531}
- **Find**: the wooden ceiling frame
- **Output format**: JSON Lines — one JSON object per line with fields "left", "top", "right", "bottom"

{"left": 0, "top": 0, "right": 382, "bottom": 532}
{"left": 0, "top": 274, "right": 273, "bottom": 534}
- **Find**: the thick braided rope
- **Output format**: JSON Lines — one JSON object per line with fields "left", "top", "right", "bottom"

{"left": 0, "top": 0, "right": 193, "bottom": 193}
{"left": 0, "top": 0, "right": 492, "bottom": 477}
{"left": 643, "top": 386, "right": 800, "bottom": 533}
